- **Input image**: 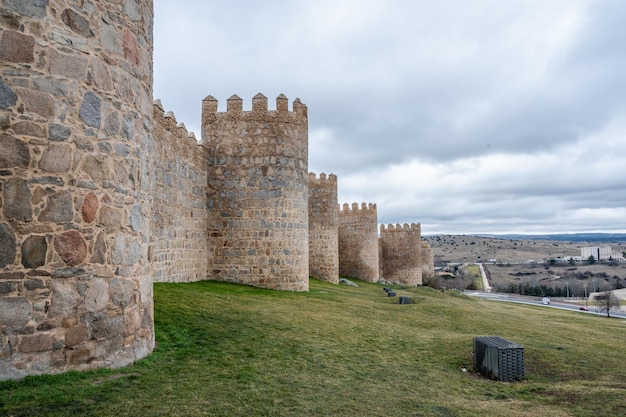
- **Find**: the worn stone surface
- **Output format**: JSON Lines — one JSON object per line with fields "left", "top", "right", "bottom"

{"left": 91, "top": 232, "right": 107, "bottom": 264}
{"left": 0, "top": 78, "right": 18, "bottom": 108}
{"left": 0, "top": 30, "right": 35, "bottom": 63}
{"left": 18, "top": 333, "right": 55, "bottom": 353}
{"left": 21, "top": 235, "right": 47, "bottom": 268}
{"left": 0, "top": 133, "right": 30, "bottom": 169}
{"left": 3, "top": 178, "right": 32, "bottom": 221}
{"left": 13, "top": 121, "right": 45, "bottom": 138}
{"left": 39, "top": 190, "right": 73, "bottom": 222}
{"left": 84, "top": 278, "right": 109, "bottom": 312}
{"left": 48, "top": 280, "right": 79, "bottom": 317}
{"left": 111, "top": 278, "right": 134, "bottom": 307}
{"left": 48, "top": 49, "right": 87, "bottom": 80}
{"left": 65, "top": 324, "right": 89, "bottom": 347}
{"left": 81, "top": 192, "right": 98, "bottom": 223}
{"left": 61, "top": 8, "right": 93, "bottom": 37}
{"left": 39, "top": 144, "right": 72, "bottom": 173}
{"left": 4, "top": 0, "right": 49, "bottom": 19}
{"left": 79, "top": 91, "right": 101, "bottom": 128}
{"left": 15, "top": 87, "right": 55, "bottom": 118}
{"left": 0, "top": 297, "right": 32, "bottom": 326}
{"left": 0, "top": 223, "right": 17, "bottom": 267}
{"left": 53, "top": 230, "right": 86, "bottom": 266}
{"left": 48, "top": 123, "right": 71, "bottom": 141}
{"left": 83, "top": 155, "right": 111, "bottom": 180}
{"left": 99, "top": 205, "right": 123, "bottom": 228}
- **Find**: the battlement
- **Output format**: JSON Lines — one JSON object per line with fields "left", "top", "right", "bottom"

{"left": 308, "top": 172, "right": 338, "bottom": 183}
{"left": 339, "top": 202, "right": 377, "bottom": 214}
{"left": 202, "top": 93, "right": 307, "bottom": 117}
{"left": 153, "top": 99, "right": 201, "bottom": 145}
{"left": 380, "top": 223, "right": 421, "bottom": 234}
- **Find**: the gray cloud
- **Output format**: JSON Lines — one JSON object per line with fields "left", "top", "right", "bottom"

{"left": 154, "top": 0, "right": 626, "bottom": 234}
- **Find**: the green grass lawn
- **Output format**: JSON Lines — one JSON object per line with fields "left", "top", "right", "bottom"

{"left": 1, "top": 279, "right": 625, "bottom": 416}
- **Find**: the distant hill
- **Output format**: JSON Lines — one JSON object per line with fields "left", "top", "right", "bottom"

{"left": 474, "top": 233, "right": 626, "bottom": 243}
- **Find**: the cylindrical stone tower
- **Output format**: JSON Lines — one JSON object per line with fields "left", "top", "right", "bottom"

{"left": 338, "top": 202, "right": 379, "bottom": 282}
{"left": 202, "top": 93, "right": 309, "bottom": 291}
{"left": 0, "top": 1, "right": 154, "bottom": 380}
{"left": 380, "top": 223, "right": 423, "bottom": 286}
{"left": 308, "top": 172, "right": 338, "bottom": 284}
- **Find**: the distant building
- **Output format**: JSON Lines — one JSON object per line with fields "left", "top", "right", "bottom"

{"left": 581, "top": 246, "right": 624, "bottom": 261}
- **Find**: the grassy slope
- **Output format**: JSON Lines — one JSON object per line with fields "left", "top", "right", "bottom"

{"left": 1, "top": 279, "right": 625, "bottom": 417}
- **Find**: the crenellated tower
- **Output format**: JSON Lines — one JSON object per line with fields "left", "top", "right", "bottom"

{"left": 379, "top": 223, "right": 423, "bottom": 286}
{"left": 201, "top": 94, "right": 309, "bottom": 291}
{"left": 338, "top": 203, "right": 379, "bottom": 282}
{"left": 308, "top": 172, "right": 339, "bottom": 284}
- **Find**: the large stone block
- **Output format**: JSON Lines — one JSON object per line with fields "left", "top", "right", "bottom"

{"left": 49, "top": 280, "right": 80, "bottom": 317}
{"left": 39, "top": 144, "right": 72, "bottom": 173}
{"left": 79, "top": 92, "right": 101, "bottom": 128}
{"left": 0, "top": 223, "right": 17, "bottom": 267}
{"left": 61, "top": 9, "right": 94, "bottom": 38}
{"left": 18, "top": 333, "right": 55, "bottom": 353}
{"left": 3, "top": 0, "right": 49, "bottom": 19}
{"left": 84, "top": 278, "right": 109, "bottom": 312}
{"left": 15, "top": 87, "right": 55, "bottom": 118}
{"left": 0, "top": 30, "right": 34, "bottom": 63}
{"left": 3, "top": 178, "right": 32, "bottom": 221}
{"left": 0, "top": 133, "right": 30, "bottom": 169}
{"left": 0, "top": 297, "right": 32, "bottom": 326}
{"left": 39, "top": 190, "right": 74, "bottom": 223}
{"left": 53, "top": 230, "right": 87, "bottom": 266}
{"left": 81, "top": 192, "right": 98, "bottom": 223}
{"left": 0, "top": 78, "right": 18, "bottom": 108}
{"left": 21, "top": 235, "right": 47, "bottom": 268}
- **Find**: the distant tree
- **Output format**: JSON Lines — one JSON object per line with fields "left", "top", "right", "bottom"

{"left": 596, "top": 289, "right": 620, "bottom": 318}
{"left": 587, "top": 255, "right": 596, "bottom": 265}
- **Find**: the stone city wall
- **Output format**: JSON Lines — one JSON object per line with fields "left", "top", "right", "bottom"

{"left": 0, "top": 0, "right": 155, "bottom": 380}
{"left": 151, "top": 101, "right": 208, "bottom": 283}
{"left": 338, "top": 203, "right": 379, "bottom": 282}
{"left": 201, "top": 94, "right": 309, "bottom": 291}
{"left": 308, "top": 172, "right": 338, "bottom": 284}
{"left": 379, "top": 223, "right": 423, "bottom": 286}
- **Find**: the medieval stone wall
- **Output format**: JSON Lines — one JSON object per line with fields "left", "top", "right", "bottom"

{"left": 201, "top": 94, "right": 309, "bottom": 291}
{"left": 338, "top": 203, "right": 379, "bottom": 282}
{"left": 151, "top": 101, "right": 208, "bottom": 283}
{"left": 308, "top": 172, "right": 338, "bottom": 284}
{"left": 0, "top": 0, "right": 155, "bottom": 380}
{"left": 379, "top": 223, "right": 423, "bottom": 286}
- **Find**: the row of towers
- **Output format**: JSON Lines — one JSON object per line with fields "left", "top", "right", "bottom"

{"left": 0, "top": 0, "right": 433, "bottom": 381}
{"left": 309, "top": 176, "right": 434, "bottom": 286}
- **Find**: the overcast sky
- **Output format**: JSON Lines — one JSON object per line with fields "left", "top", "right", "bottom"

{"left": 153, "top": 0, "right": 626, "bottom": 235}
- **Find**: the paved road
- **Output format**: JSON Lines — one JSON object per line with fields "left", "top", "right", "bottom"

{"left": 465, "top": 291, "right": 626, "bottom": 319}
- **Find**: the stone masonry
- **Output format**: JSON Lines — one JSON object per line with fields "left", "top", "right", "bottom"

{"left": 379, "top": 223, "right": 423, "bottom": 286}
{"left": 201, "top": 94, "right": 309, "bottom": 292}
{"left": 338, "top": 203, "right": 380, "bottom": 282}
{"left": 0, "top": 1, "right": 434, "bottom": 380}
{"left": 0, "top": 0, "right": 155, "bottom": 380}
{"left": 151, "top": 101, "right": 208, "bottom": 283}
{"left": 308, "top": 172, "right": 338, "bottom": 284}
